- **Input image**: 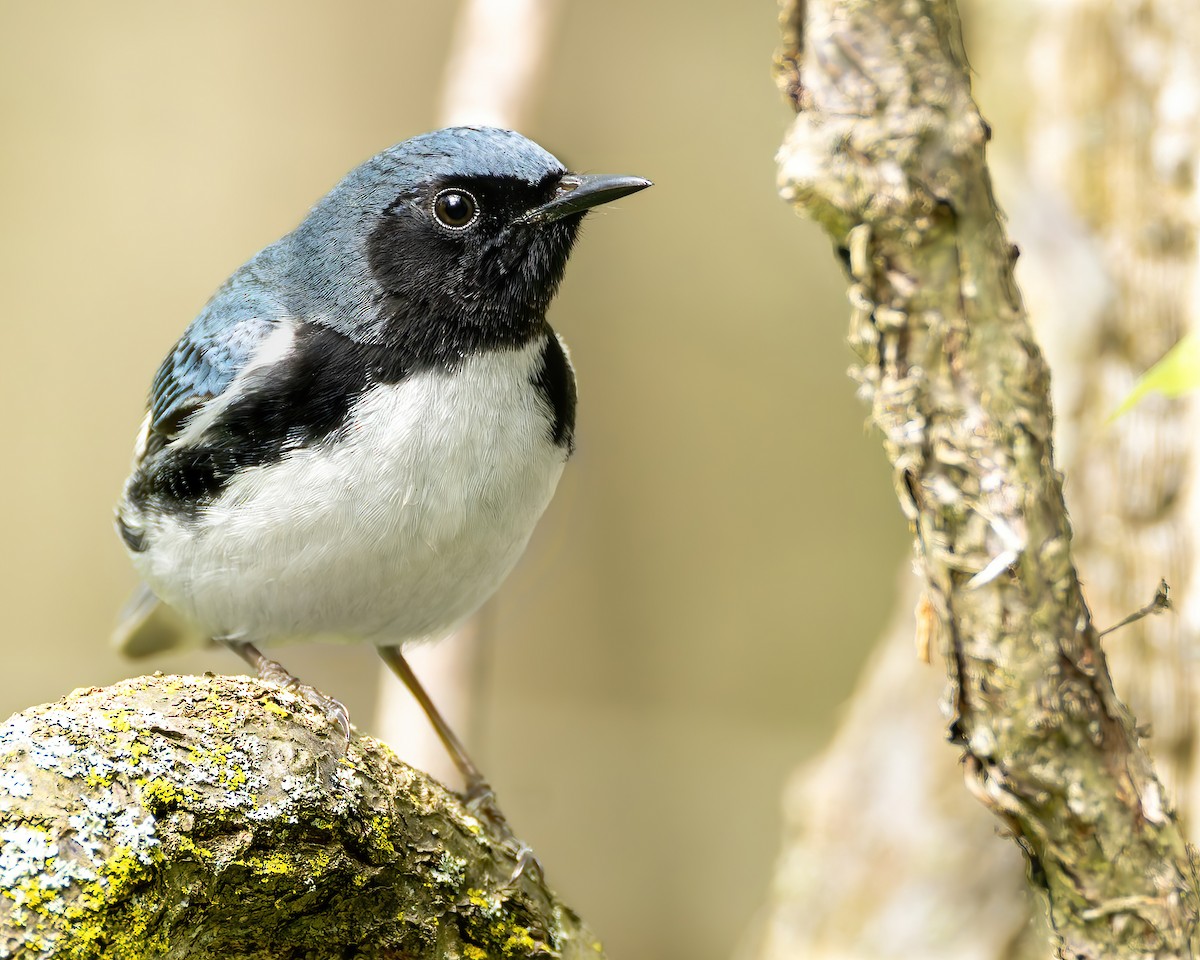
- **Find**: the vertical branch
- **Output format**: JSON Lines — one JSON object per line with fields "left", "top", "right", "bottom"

{"left": 438, "top": 0, "right": 561, "bottom": 130}
{"left": 757, "top": 578, "right": 1039, "bottom": 960}
{"left": 774, "top": 0, "right": 1200, "bottom": 954}
{"left": 375, "top": 0, "right": 561, "bottom": 782}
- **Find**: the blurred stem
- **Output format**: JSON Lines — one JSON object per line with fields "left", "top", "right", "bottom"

{"left": 439, "top": 0, "right": 562, "bottom": 130}
{"left": 766, "top": 0, "right": 1200, "bottom": 956}
{"left": 1011, "top": 0, "right": 1200, "bottom": 826}
{"left": 375, "top": 0, "right": 561, "bottom": 781}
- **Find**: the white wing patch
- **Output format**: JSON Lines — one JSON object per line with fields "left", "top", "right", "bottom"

{"left": 171, "top": 318, "right": 299, "bottom": 446}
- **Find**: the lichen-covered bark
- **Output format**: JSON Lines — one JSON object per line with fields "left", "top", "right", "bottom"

{"left": 0, "top": 675, "right": 601, "bottom": 960}
{"left": 772, "top": 0, "right": 1200, "bottom": 955}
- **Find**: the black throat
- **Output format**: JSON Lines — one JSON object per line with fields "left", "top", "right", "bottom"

{"left": 360, "top": 175, "right": 582, "bottom": 372}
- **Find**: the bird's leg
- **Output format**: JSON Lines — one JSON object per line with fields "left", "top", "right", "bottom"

{"left": 377, "top": 644, "right": 537, "bottom": 878}
{"left": 376, "top": 644, "right": 494, "bottom": 802}
{"left": 376, "top": 645, "right": 538, "bottom": 881}
{"left": 219, "top": 638, "right": 352, "bottom": 751}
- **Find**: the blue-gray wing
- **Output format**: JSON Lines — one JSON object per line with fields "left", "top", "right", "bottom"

{"left": 148, "top": 256, "right": 285, "bottom": 438}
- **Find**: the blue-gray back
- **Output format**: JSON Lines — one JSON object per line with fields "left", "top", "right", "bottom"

{"left": 149, "top": 249, "right": 286, "bottom": 435}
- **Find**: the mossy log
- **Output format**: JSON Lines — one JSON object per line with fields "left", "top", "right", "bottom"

{"left": 0, "top": 674, "right": 602, "bottom": 960}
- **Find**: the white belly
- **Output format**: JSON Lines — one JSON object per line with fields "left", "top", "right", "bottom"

{"left": 132, "top": 339, "right": 568, "bottom": 645}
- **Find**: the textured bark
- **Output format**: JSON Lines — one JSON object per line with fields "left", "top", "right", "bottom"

{"left": 767, "top": 0, "right": 1200, "bottom": 956}
{"left": 760, "top": 5, "right": 1200, "bottom": 959}
{"left": 759, "top": 4, "right": 1200, "bottom": 957}
{"left": 0, "top": 675, "right": 600, "bottom": 960}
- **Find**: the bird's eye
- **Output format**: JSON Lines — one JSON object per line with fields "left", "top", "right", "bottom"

{"left": 433, "top": 189, "right": 479, "bottom": 230}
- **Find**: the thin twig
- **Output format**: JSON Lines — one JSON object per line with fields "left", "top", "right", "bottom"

{"left": 1099, "top": 579, "right": 1173, "bottom": 637}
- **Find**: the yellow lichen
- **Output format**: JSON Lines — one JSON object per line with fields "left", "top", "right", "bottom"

{"left": 50, "top": 846, "right": 166, "bottom": 960}
{"left": 368, "top": 815, "right": 396, "bottom": 857}
{"left": 487, "top": 921, "right": 538, "bottom": 956}
{"left": 83, "top": 770, "right": 113, "bottom": 789}
{"left": 501, "top": 926, "right": 537, "bottom": 955}
{"left": 244, "top": 848, "right": 335, "bottom": 883}
{"left": 109, "top": 711, "right": 133, "bottom": 734}
{"left": 466, "top": 888, "right": 491, "bottom": 909}
{"left": 138, "top": 777, "right": 195, "bottom": 812}
{"left": 220, "top": 765, "right": 247, "bottom": 790}
{"left": 260, "top": 698, "right": 291, "bottom": 718}
{"left": 10, "top": 876, "right": 58, "bottom": 916}
{"left": 174, "top": 833, "right": 212, "bottom": 860}
{"left": 251, "top": 852, "right": 296, "bottom": 878}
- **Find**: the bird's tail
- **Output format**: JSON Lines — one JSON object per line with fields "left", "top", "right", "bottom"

{"left": 112, "top": 583, "right": 207, "bottom": 657}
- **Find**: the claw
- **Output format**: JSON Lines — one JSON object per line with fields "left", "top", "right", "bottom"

{"left": 277, "top": 678, "right": 352, "bottom": 755}
{"left": 464, "top": 780, "right": 515, "bottom": 838}
{"left": 298, "top": 685, "right": 351, "bottom": 754}
{"left": 508, "top": 844, "right": 543, "bottom": 885}
{"left": 462, "top": 781, "right": 541, "bottom": 885}
{"left": 374, "top": 646, "right": 540, "bottom": 882}
{"left": 464, "top": 779, "right": 498, "bottom": 813}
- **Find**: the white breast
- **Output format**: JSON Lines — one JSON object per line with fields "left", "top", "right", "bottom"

{"left": 133, "top": 337, "right": 570, "bottom": 646}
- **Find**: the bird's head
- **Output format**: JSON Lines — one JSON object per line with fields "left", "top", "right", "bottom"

{"left": 285, "top": 127, "right": 650, "bottom": 359}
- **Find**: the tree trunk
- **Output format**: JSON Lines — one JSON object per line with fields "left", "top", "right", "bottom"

{"left": 758, "top": 0, "right": 1200, "bottom": 956}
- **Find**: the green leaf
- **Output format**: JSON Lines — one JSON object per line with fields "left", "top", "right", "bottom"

{"left": 1111, "top": 332, "right": 1200, "bottom": 418}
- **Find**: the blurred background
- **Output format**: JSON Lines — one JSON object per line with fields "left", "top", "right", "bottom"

{"left": 0, "top": 3, "right": 909, "bottom": 958}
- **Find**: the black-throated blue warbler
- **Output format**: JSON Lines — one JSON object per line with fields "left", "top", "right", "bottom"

{"left": 113, "top": 126, "right": 650, "bottom": 840}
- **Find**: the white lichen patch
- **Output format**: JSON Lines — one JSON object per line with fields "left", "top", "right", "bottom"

{"left": 0, "top": 825, "right": 58, "bottom": 893}
{"left": 430, "top": 851, "right": 468, "bottom": 889}
{"left": 67, "top": 796, "right": 160, "bottom": 867}
{"left": 0, "top": 701, "right": 169, "bottom": 944}
{"left": 0, "top": 673, "right": 584, "bottom": 960}
{"left": 0, "top": 771, "right": 33, "bottom": 812}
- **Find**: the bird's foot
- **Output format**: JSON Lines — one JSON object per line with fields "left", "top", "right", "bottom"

{"left": 216, "top": 637, "right": 352, "bottom": 756}
{"left": 256, "top": 657, "right": 352, "bottom": 753}
{"left": 509, "top": 844, "right": 542, "bottom": 885}
{"left": 464, "top": 779, "right": 542, "bottom": 884}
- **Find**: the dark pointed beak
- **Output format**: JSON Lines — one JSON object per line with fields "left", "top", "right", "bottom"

{"left": 521, "top": 173, "right": 652, "bottom": 225}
